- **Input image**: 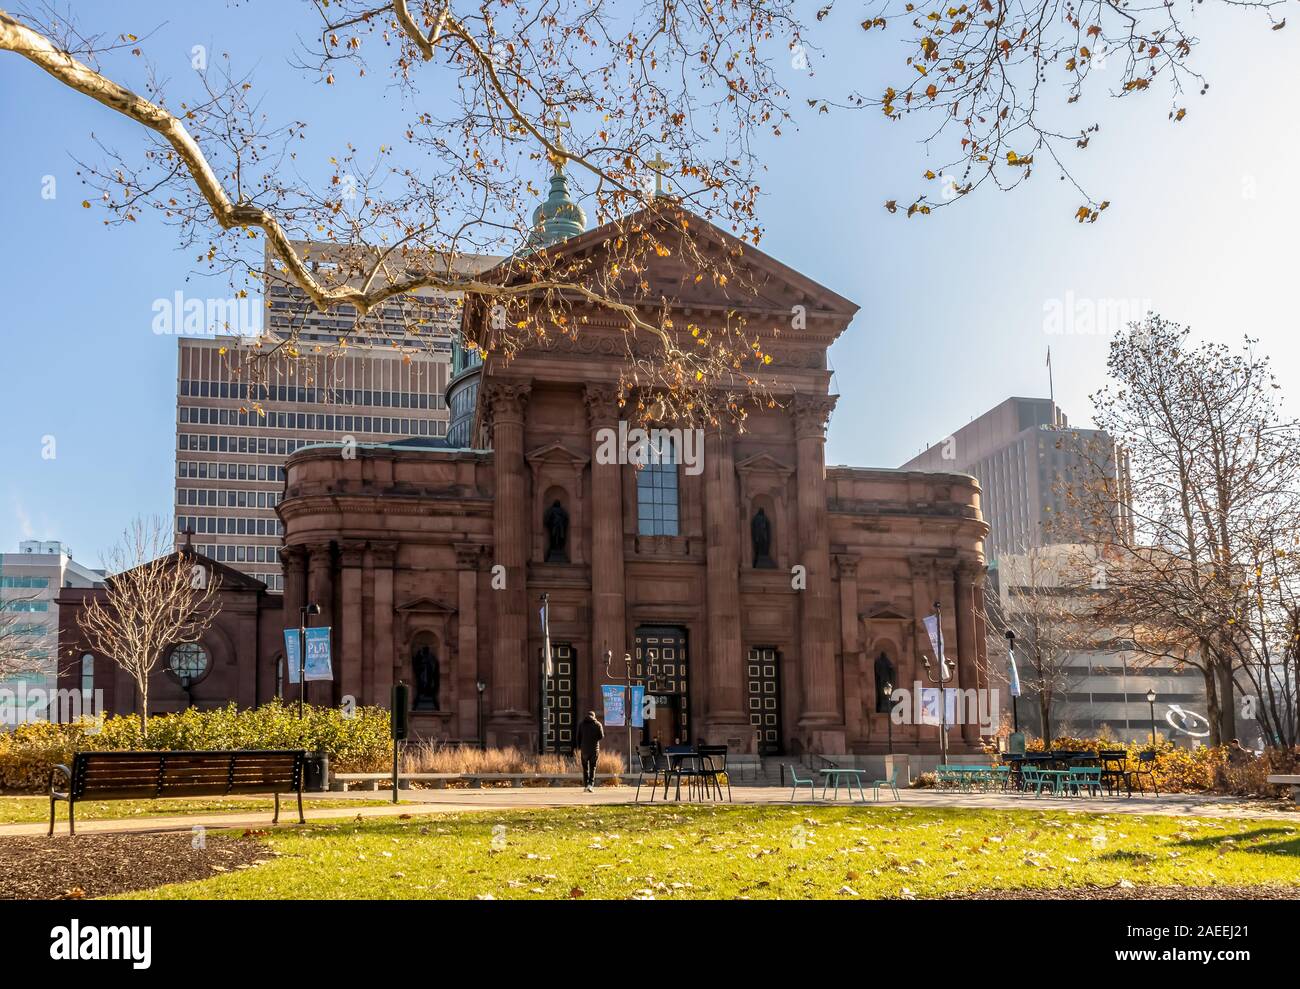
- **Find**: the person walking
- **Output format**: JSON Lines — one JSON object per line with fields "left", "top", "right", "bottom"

{"left": 575, "top": 710, "right": 604, "bottom": 792}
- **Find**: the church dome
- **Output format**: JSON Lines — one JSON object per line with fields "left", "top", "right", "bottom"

{"left": 529, "top": 167, "right": 587, "bottom": 248}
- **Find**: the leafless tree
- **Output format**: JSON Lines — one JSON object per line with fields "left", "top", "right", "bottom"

{"left": 985, "top": 544, "right": 1097, "bottom": 744}
{"left": 813, "top": 0, "right": 1289, "bottom": 220}
{"left": 0, "top": 591, "right": 47, "bottom": 681}
{"left": 1063, "top": 315, "right": 1300, "bottom": 746}
{"left": 0, "top": 1, "right": 808, "bottom": 426}
{"left": 77, "top": 517, "right": 221, "bottom": 734}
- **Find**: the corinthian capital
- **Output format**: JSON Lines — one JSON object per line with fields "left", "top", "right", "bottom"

{"left": 792, "top": 394, "right": 837, "bottom": 439}
{"left": 583, "top": 383, "right": 622, "bottom": 427}
{"left": 482, "top": 379, "right": 531, "bottom": 427}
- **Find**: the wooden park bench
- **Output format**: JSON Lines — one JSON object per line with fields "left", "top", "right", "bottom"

{"left": 1267, "top": 774, "right": 1300, "bottom": 804}
{"left": 48, "top": 750, "right": 307, "bottom": 836}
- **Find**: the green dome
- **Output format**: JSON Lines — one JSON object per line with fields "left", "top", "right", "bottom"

{"left": 529, "top": 167, "right": 586, "bottom": 248}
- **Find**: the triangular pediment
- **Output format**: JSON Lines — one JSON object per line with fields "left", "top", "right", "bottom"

{"left": 735, "top": 452, "right": 794, "bottom": 476}
{"left": 104, "top": 550, "right": 266, "bottom": 593}
{"left": 476, "top": 204, "right": 859, "bottom": 332}
{"left": 395, "top": 596, "right": 457, "bottom": 615}
{"left": 860, "top": 604, "right": 911, "bottom": 622}
{"left": 525, "top": 441, "right": 591, "bottom": 467}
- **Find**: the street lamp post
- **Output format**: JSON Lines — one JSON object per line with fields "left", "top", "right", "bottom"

{"left": 604, "top": 648, "right": 637, "bottom": 772}
{"left": 298, "top": 602, "right": 321, "bottom": 720}
{"left": 1005, "top": 629, "right": 1019, "bottom": 733}
{"left": 921, "top": 600, "right": 954, "bottom": 769}
{"left": 1146, "top": 688, "right": 1158, "bottom": 750}
{"left": 476, "top": 680, "right": 487, "bottom": 750}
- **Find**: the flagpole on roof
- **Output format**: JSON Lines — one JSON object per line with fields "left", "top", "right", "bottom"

{"left": 1046, "top": 347, "right": 1056, "bottom": 426}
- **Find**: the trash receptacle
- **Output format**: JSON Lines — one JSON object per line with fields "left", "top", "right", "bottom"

{"left": 304, "top": 752, "right": 330, "bottom": 792}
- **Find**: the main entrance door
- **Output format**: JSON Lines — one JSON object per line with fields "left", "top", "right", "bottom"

{"left": 747, "top": 646, "right": 783, "bottom": 755}
{"left": 633, "top": 626, "right": 689, "bottom": 746}
{"left": 543, "top": 642, "right": 577, "bottom": 753}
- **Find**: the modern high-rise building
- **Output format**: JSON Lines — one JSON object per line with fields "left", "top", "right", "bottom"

{"left": 899, "top": 397, "right": 1132, "bottom": 565}
{"left": 174, "top": 243, "right": 498, "bottom": 588}
{"left": 0, "top": 540, "right": 103, "bottom": 722}
{"left": 992, "top": 546, "right": 1209, "bottom": 747}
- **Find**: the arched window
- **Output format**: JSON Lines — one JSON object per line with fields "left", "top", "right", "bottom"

{"left": 636, "top": 434, "right": 679, "bottom": 536}
{"left": 80, "top": 654, "right": 94, "bottom": 695}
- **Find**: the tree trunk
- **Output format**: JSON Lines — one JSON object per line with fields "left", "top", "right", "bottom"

{"left": 1201, "top": 666, "right": 1221, "bottom": 749}
{"left": 1215, "top": 659, "right": 1236, "bottom": 744}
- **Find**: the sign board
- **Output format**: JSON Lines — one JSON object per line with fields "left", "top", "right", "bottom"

{"left": 284, "top": 627, "right": 333, "bottom": 684}
{"left": 602, "top": 684, "right": 626, "bottom": 727}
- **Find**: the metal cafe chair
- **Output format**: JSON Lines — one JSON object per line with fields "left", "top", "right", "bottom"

{"left": 1098, "top": 749, "right": 1131, "bottom": 797}
{"left": 697, "top": 745, "right": 731, "bottom": 802}
{"left": 634, "top": 745, "right": 668, "bottom": 802}
{"left": 786, "top": 763, "right": 817, "bottom": 801}
{"left": 1129, "top": 750, "right": 1161, "bottom": 796}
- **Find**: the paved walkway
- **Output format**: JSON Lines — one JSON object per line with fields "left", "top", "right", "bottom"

{"left": 4, "top": 785, "right": 1294, "bottom": 837}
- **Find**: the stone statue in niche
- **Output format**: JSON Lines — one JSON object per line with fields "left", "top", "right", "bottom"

{"left": 543, "top": 499, "right": 569, "bottom": 562}
{"left": 751, "top": 507, "right": 775, "bottom": 568}
{"left": 413, "top": 644, "right": 440, "bottom": 710}
{"left": 874, "top": 652, "right": 897, "bottom": 714}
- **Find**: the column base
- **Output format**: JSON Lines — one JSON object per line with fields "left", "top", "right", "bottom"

{"left": 486, "top": 712, "right": 535, "bottom": 750}
{"left": 700, "top": 718, "right": 756, "bottom": 753}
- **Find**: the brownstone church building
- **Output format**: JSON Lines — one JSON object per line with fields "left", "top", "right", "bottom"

{"left": 60, "top": 197, "right": 991, "bottom": 759}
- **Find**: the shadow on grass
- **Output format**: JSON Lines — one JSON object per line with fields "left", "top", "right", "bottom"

{"left": 1167, "top": 826, "right": 1300, "bottom": 858}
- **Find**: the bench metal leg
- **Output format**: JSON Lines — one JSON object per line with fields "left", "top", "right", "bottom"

{"left": 68, "top": 800, "right": 75, "bottom": 836}
{"left": 48, "top": 796, "right": 56, "bottom": 837}
{"left": 297, "top": 786, "right": 305, "bottom": 824}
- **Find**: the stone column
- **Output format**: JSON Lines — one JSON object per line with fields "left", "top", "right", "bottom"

{"left": 339, "top": 540, "right": 366, "bottom": 705}
{"left": 907, "top": 556, "right": 933, "bottom": 751}
{"left": 584, "top": 385, "right": 627, "bottom": 674}
{"left": 955, "top": 561, "right": 983, "bottom": 746}
{"left": 455, "top": 544, "right": 482, "bottom": 741}
{"left": 370, "top": 541, "right": 398, "bottom": 709}
{"left": 484, "top": 380, "right": 532, "bottom": 745}
{"left": 793, "top": 396, "right": 843, "bottom": 752}
{"left": 703, "top": 421, "right": 748, "bottom": 744}
{"left": 279, "top": 545, "right": 307, "bottom": 697}
{"left": 834, "top": 555, "right": 864, "bottom": 746}
{"left": 305, "top": 541, "right": 334, "bottom": 707}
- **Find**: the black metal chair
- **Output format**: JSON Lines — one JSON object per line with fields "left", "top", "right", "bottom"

{"left": 1098, "top": 749, "right": 1132, "bottom": 797}
{"left": 697, "top": 745, "right": 731, "bottom": 802}
{"left": 634, "top": 745, "right": 667, "bottom": 802}
{"left": 1129, "top": 750, "right": 1161, "bottom": 796}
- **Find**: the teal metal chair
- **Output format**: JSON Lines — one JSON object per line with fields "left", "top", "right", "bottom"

{"left": 1021, "top": 766, "right": 1057, "bottom": 796}
{"left": 786, "top": 764, "right": 816, "bottom": 801}
{"left": 870, "top": 766, "right": 901, "bottom": 801}
{"left": 1065, "top": 766, "right": 1103, "bottom": 797}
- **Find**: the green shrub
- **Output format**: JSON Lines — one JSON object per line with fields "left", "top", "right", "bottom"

{"left": 0, "top": 700, "right": 393, "bottom": 791}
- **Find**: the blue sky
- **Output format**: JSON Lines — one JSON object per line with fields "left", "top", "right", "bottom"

{"left": 1, "top": 2, "right": 1296, "bottom": 564}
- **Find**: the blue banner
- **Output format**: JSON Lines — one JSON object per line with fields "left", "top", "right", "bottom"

{"left": 602, "top": 684, "right": 625, "bottom": 727}
{"left": 630, "top": 685, "right": 645, "bottom": 728}
{"left": 284, "top": 627, "right": 333, "bottom": 684}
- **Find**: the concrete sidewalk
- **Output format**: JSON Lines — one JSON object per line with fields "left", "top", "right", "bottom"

{"left": 3, "top": 784, "right": 1294, "bottom": 837}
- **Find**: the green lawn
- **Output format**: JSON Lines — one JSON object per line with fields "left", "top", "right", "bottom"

{"left": 120, "top": 804, "right": 1300, "bottom": 900}
{"left": 0, "top": 795, "right": 394, "bottom": 826}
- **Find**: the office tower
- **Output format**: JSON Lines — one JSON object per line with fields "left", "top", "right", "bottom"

{"left": 899, "top": 397, "right": 1131, "bottom": 565}
{"left": 0, "top": 540, "right": 103, "bottom": 720}
{"left": 174, "top": 243, "right": 497, "bottom": 589}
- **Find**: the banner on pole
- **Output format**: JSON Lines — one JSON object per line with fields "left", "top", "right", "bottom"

{"left": 630, "top": 685, "right": 646, "bottom": 728}
{"left": 1007, "top": 647, "right": 1022, "bottom": 698}
{"left": 539, "top": 597, "right": 553, "bottom": 678}
{"left": 921, "top": 614, "right": 952, "bottom": 678}
{"left": 601, "top": 684, "right": 626, "bottom": 727}
{"left": 285, "top": 627, "right": 333, "bottom": 684}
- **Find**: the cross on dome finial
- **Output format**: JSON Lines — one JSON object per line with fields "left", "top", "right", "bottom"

{"left": 541, "top": 109, "right": 571, "bottom": 174}
{"left": 647, "top": 151, "right": 672, "bottom": 197}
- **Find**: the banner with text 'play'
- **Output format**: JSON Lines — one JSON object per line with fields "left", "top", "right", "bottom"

{"left": 284, "top": 627, "right": 333, "bottom": 684}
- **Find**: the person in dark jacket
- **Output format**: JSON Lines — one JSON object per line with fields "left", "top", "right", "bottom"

{"left": 575, "top": 711, "right": 605, "bottom": 791}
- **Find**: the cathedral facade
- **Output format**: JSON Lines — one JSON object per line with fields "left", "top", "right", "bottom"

{"left": 274, "top": 205, "right": 992, "bottom": 757}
